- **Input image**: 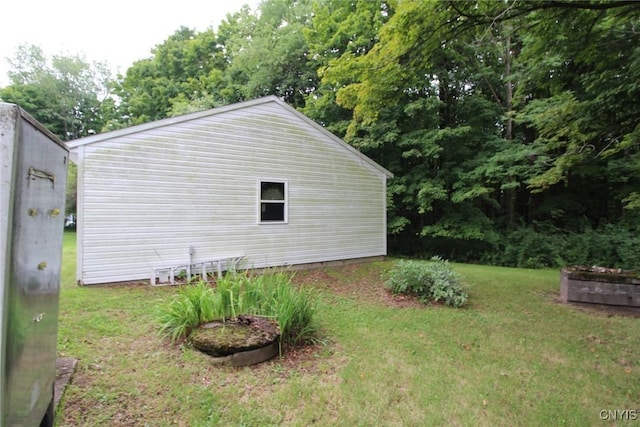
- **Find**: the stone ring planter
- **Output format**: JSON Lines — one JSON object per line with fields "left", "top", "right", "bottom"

{"left": 560, "top": 266, "right": 640, "bottom": 308}
{"left": 189, "top": 315, "right": 280, "bottom": 367}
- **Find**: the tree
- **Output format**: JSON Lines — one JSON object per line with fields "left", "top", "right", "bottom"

{"left": 311, "top": 0, "right": 640, "bottom": 264}
{"left": 116, "top": 0, "right": 320, "bottom": 120}
{"left": 220, "top": 0, "right": 317, "bottom": 109}
{"left": 512, "top": 1, "right": 640, "bottom": 218}
{"left": 0, "top": 44, "right": 114, "bottom": 219}
{"left": 0, "top": 44, "right": 112, "bottom": 140}
{"left": 318, "top": 1, "right": 508, "bottom": 255}
{"left": 439, "top": 0, "right": 640, "bottom": 217}
{"left": 303, "top": 0, "right": 392, "bottom": 136}
{"left": 114, "top": 26, "right": 229, "bottom": 124}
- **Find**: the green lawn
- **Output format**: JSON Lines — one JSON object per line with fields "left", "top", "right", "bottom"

{"left": 57, "top": 232, "right": 639, "bottom": 426}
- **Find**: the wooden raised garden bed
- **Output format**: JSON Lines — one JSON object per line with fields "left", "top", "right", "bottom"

{"left": 560, "top": 266, "right": 640, "bottom": 308}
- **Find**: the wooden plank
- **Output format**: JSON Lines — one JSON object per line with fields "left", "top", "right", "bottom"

{"left": 565, "top": 279, "right": 640, "bottom": 307}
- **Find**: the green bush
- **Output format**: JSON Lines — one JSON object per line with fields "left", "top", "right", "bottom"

{"left": 384, "top": 257, "right": 468, "bottom": 307}
{"left": 496, "top": 226, "right": 564, "bottom": 269}
{"left": 483, "top": 222, "right": 640, "bottom": 271}
{"left": 157, "top": 271, "right": 320, "bottom": 347}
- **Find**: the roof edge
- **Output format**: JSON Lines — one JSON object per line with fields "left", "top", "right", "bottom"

{"left": 67, "top": 95, "right": 392, "bottom": 178}
{"left": 1, "top": 102, "right": 68, "bottom": 152}
{"left": 67, "top": 96, "right": 282, "bottom": 149}
{"left": 269, "top": 97, "right": 393, "bottom": 179}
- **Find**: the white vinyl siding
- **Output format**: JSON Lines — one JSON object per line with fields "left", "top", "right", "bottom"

{"left": 70, "top": 97, "right": 391, "bottom": 285}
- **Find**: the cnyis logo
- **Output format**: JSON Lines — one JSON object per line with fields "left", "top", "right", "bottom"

{"left": 599, "top": 409, "right": 638, "bottom": 421}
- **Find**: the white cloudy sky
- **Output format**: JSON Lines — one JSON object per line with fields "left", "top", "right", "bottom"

{"left": 0, "top": 0, "right": 260, "bottom": 86}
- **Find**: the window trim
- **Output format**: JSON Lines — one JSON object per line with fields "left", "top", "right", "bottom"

{"left": 258, "top": 179, "right": 288, "bottom": 224}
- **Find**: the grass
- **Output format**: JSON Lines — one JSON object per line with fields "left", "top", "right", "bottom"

{"left": 157, "top": 271, "right": 320, "bottom": 346}
{"left": 56, "top": 232, "right": 640, "bottom": 426}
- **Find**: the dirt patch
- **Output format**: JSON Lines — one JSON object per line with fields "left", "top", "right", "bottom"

{"left": 292, "top": 263, "right": 424, "bottom": 309}
{"left": 562, "top": 300, "right": 640, "bottom": 318}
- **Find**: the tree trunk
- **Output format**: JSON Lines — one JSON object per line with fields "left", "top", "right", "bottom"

{"left": 504, "top": 28, "right": 516, "bottom": 230}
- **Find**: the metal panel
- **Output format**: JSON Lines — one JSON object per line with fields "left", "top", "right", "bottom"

{"left": 0, "top": 103, "right": 68, "bottom": 426}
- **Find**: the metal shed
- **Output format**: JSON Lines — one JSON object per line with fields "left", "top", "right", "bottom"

{"left": 1, "top": 102, "right": 68, "bottom": 425}
{"left": 68, "top": 96, "right": 392, "bottom": 285}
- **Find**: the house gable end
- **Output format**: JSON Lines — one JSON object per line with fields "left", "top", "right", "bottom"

{"left": 70, "top": 96, "right": 391, "bottom": 285}
{"left": 68, "top": 96, "right": 392, "bottom": 179}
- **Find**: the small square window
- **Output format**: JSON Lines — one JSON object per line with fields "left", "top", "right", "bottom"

{"left": 259, "top": 181, "right": 287, "bottom": 223}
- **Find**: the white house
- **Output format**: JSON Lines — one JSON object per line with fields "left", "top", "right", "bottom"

{"left": 68, "top": 96, "right": 392, "bottom": 285}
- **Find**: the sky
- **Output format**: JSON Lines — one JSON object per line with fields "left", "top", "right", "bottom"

{"left": 0, "top": 0, "right": 260, "bottom": 86}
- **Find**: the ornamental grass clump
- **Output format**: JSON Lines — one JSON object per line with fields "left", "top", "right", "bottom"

{"left": 157, "top": 271, "right": 320, "bottom": 346}
{"left": 384, "top": 257, "right": 468, "bottom": 307}
{"left": 157, "top": 280, "right": 215, "bottom": 342}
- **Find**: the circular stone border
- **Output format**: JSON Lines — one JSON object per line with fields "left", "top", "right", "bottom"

{"left": 190, "top": 315, "right": 280, "bottom": 367}
{"left": 207, "top": 340, "right": 279, "bottom": 367}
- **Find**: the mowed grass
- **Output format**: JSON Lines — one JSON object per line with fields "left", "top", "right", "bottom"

{"left": 56, "top": 232, "right": 640, "bottom": 426}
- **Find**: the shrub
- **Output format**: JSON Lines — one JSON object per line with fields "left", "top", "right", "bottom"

{"left": 384, "top": 257, "right": 468, "bottom": 307}
{"left": 157, "top": 271, "right": 320, "bottom": 347}
{"left": 482, "top": 222, "right": 640, "bottom": 270}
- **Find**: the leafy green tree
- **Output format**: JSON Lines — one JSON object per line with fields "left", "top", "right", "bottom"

{"left": 513, "top": 2, "right": 640, "bottom": 219}
{"left": 0, "top": 44, "right": 113, "bottom": 218}
{"left": 441, "top": 0, "right": 640, "bottom": 219}
{"left": 116, "top": 0, "right": 320, "bottom": 120}
{"left": 303, "top": 0, "right": 392, "bottom": 136}
{"left": 114, "top": 26, "right": 229, "bottom": 123}
{"left": 220, "top": 0, "right": 317, "bottom": 108}
{"left": 317, "top": 1, "right": 509, "bottom": 254}
{"left": 316, "top": 0, "right": 639, "bottom": 264}
{"left": 0, "top": 44, "right": 111, "bottom": 140}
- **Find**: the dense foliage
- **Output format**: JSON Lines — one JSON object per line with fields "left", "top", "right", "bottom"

{"left": 2, "top": 0, "right": 639, "bottom": 269}
{"left": 385, "top": 257, "right": 468, "bottom": 307}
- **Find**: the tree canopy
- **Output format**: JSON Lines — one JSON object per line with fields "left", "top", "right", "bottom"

{"left": 2, "top": 0, "right": 638, "bottom": 269}
{"left": 0, "top": 45, "right": 112, "bottom": 140}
